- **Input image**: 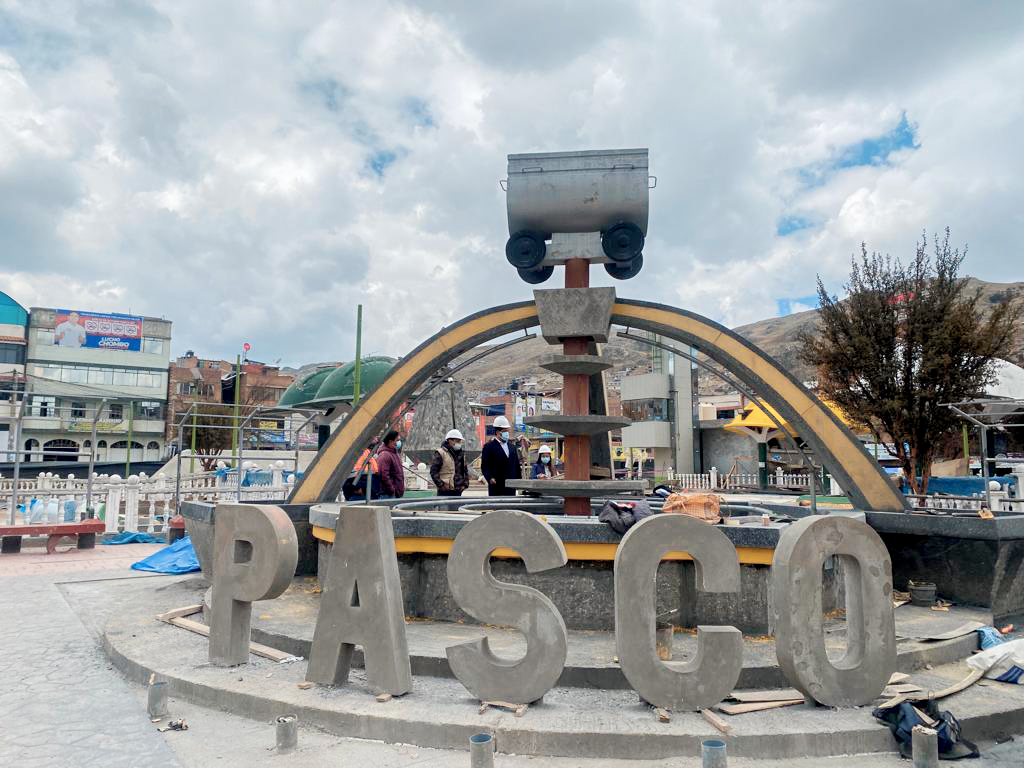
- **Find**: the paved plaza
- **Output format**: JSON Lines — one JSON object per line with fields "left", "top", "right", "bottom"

{"left": 0, "top": 544, "right": 1021, "bottom": 767}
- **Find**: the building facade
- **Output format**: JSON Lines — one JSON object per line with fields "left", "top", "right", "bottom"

{"left": 618, "top": 347, "right": 698, "bottom": 477}
{"left": 23, "top": 307, "right": 172, "bottom": 464}
{"left": 0, "top": 291, "right": 29, "bottom": 460}
{"left": 166, "top": 354, "right": 295, "bottom": 449}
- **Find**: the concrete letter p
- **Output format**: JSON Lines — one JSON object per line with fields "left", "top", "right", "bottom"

{"left": 209, "top": 504, "right": 298, "bottom": 666}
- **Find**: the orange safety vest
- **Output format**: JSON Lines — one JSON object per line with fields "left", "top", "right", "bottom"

{"left": 354, "top": 450, "right": 379, "bottom": 474}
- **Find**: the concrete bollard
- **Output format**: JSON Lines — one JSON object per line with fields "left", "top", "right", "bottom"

{"left": 912, "top": 725, "right": 938, "bottom": 768}
{"left": 276, "top": 714, "right": 298, "bottom": 753}
{"left": 469, "top": 732, "right": 494, "bottom": 768}
{"left": 147, "top": 679, "right": 168, "bottom": 720}
{"left": 702, "top": 738, "right": 727, "bottom": 768}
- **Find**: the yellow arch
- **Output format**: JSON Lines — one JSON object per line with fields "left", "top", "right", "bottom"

{"left": 290, "top": 298, "right": 907, "bottom": 511}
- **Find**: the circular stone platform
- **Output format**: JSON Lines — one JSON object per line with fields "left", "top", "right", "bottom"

{"left": 94, "top": 575, "right": 1024, "bottom": 761}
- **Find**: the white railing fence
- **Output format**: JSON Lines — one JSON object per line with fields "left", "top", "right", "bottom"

{"left": 665, "top": 466, "right": 812, "bottom": 492}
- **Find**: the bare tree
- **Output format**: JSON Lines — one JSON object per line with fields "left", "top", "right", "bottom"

{"left": 800, "top": 229, "right": 1021, "bottom": 495}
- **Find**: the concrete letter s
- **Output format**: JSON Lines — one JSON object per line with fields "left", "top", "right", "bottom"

{"left": 614, "top": 514, "right": 743, "bottom": 710}
{"left": 209, "top": 504, "right": 298, "bottom": 666}
{"left": 445, "top": 510, "right": 568, "bottom": 704}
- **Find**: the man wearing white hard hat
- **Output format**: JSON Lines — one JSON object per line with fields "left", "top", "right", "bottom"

{"left": 480, "top": 415, "right": 522, "bottom": 496}
{"left": 430, "top": 428, "right": 469, "bottom": 496}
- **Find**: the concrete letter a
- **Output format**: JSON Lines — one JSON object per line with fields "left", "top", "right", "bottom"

{"left": 307, "top": 506, "right": 412, "bottom": 696}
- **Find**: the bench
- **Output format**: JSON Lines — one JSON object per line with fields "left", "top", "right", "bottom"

{"left": 0, "top": 519, "right": 106, "bottom": 555}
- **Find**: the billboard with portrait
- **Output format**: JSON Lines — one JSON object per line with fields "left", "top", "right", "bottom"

{"left": 54, "top": 309, "right": 143, "bottom": 351}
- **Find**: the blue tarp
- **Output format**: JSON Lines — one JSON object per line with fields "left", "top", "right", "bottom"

{"left": 902, "top": 475, "right": 1017, "bottom": 496}
{"left": 102, "top": 531, "right": 163, "bottom": 545}
{"left": 130, "top": 535, "right": 201, "bottom": 574}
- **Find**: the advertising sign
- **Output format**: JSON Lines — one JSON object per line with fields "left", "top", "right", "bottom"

{"left": 514, "top": 396, "right": 526, "bottom": 426}
{"left": 541, "top": 397, "right": 561, "bottom": 413}
{"left": 54, "top": 309, "right": 143, "bottom": 351}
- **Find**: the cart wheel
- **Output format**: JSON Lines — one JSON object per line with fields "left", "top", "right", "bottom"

{"left": 601, "top": 222, "right": 645, "bottom": 262}
{"left": 518, "top": 265, "right": 554, "bottom": 284}
{"left": 604, "top": 253, "right": 643, "bottom": 280}
{"left": 505, "top": 230, "right": 547, "bottom": 269}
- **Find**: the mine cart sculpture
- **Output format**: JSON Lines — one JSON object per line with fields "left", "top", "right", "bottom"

{"left": 501, "top": 148, "right": 654, "bottom": 283}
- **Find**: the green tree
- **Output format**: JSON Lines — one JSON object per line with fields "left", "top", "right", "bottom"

{"left": 187, "top": 404, "right": 234, "bottom": 472}
{"left": 799, "top": 229, "right": 1021, "bottom": 496}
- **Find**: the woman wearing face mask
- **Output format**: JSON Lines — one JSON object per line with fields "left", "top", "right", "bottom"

{"left": 531, "top": 444, "right": 555, "bottom": 479}
{"left": 430, "top": 429, "right": 470, "bottom": 496}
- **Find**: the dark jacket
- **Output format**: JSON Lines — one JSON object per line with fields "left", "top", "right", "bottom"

{"left": 598, "top": 499, "right": 654, "bottom": 535}
{"left": 429, "top": 442, "right": 469, "bottom": 492}
{"left": 531, "top": 460, "right": 553, "bottom": 479}
{"left": 481, "top": 438, "right": 521, "bottom": 496}
{"left": 378, "top": 445, "right": 405, "bottom": 497}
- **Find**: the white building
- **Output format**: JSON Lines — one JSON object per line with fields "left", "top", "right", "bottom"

{"left": 619, "top": 344, "right": 698, "bottom": 476}
{"left": 22, "top": 307, "right": 172, "bottom": 465}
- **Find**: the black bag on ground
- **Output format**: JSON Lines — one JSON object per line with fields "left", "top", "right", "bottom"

{"left": 872, "top": 700, "right": 979, "bottom": 760}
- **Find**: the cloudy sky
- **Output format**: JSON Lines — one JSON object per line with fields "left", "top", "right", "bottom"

{"left": 1, "top": 1, "right": 1022, "bottom": 366}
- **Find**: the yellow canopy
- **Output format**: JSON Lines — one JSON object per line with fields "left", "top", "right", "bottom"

{"left": 724, "top": 399, "right": 852, "bottom": 439}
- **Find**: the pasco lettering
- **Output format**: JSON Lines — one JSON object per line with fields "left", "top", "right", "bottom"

{"left": 207, "top": 505, "right": 895, "bottom": 709}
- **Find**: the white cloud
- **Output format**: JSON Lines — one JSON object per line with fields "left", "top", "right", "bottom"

{"left": 0, "top": 0, "right": 1022, "bottom": 365}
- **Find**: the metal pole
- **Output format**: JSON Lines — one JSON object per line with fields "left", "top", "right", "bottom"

{"left": 981, "top": 424, "right": 993, "bottom": 511}
{"left": 232, "top": 353, "right": 241, "bottom": 465}
{"left": 190, "top": 410, "right": 197, "bottom": 474}
{"left": 85, "top": 398, "right": 104, "bottom": 517}
{"left": 175, "top": 421, "right": 183, "bottom": 513}
{"left": 962, "top": 423, "right": 970, "bottom": 467}
{"left": 353, "top": 304, "right": 363, "bottom": 406}
{"left": 125, "top": 403, "right": 134, "bottom": 477}
{"left": 9, "top": 371, "right": 25, "bottom": 525}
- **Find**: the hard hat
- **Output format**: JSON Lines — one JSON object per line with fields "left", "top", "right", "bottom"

{"left": 493, "top": 415, "right": 511, "bottom": 429}
{"left": 538, "top": 445, "right": 552, "bottom": 454}
{"left": 445, "top": 429, "right": 464, "bottom": 441}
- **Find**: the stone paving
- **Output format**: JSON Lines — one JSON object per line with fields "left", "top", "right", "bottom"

{"left": 0, "top": 543, "right": 182, "bottom": 768}
{"left": 0, "top": 542, "right": 1021, "bottom": 766}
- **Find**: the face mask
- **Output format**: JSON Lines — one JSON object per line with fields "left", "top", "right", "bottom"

{"left": 395, "top": 440, "right": 402, "bottom": 451}
{"left": 451, "top": 441, "right": 463, "bottom": 451}
{"left": 499, "top": 431, "right": 510, "bottom": 442}
{"left": 541, "top": 455, "right": 550, "bottom": 464}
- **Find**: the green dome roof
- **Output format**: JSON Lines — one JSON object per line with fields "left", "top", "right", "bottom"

{"left": 311, "top": 356, "right": 397, "bottom": 405}
{"left": 277, "top": 366, "right": 340, "bottom": 408}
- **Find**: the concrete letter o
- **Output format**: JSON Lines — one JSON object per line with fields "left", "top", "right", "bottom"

{"left": 614, "top": 514, "right": 743, "bottom": 711}
{"left": 445, "top": 510, "right": 568, "bottom": 704}
{"left": 210, "top": 504, "right": 298, "bottom": 666}
{"left": 771, "top": 515, "right": 896, "bottom": 706}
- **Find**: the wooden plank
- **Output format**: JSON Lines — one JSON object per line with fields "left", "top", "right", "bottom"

{"left": 701, "top": 708, "right": 732, "bottom": 735}
{"left": 876, "top": 669, "right": 984, "bottom": 710}
{"left": 166, "top": 616, "right": 293, "bottom": 662}
{"left": 729, "top": 688, "right": 802, "bottom": 703}
{"left": 889, "top": 672, "right": 911, "bottom": 684}
{"left": 0, "top": 520, "right": 105, "bottom": 537}
{"left": 718, "top": 699, "right": 803, "bottom": 716}
{"left": 881, "top": 683, "right": 923, "bottom": 696}
{"left": 156, "top": 604, "right": 203, "bottom": 622}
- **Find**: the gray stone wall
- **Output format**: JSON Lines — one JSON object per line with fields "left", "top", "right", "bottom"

{"left": 700, "top": 426, "right": 757, "bottom": 474}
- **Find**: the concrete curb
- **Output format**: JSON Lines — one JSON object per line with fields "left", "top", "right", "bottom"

{"left": 101, "top": 618, "right": 1024, "bottom": 760}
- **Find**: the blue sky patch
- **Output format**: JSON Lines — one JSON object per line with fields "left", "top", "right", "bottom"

{"left": 776, "top": 295, "right": 819, "bottom": 316}
{"left": 405, "top": 98, "right": 436, "bottom": 128}
{"left": 367, "top": 149, "right": 398, "bottom": 177}
{"left": 776, "top": 214, "right": 817, "bottom": 236}
{"left": 796, "top": 112, "right": 919, "bottom": 188}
